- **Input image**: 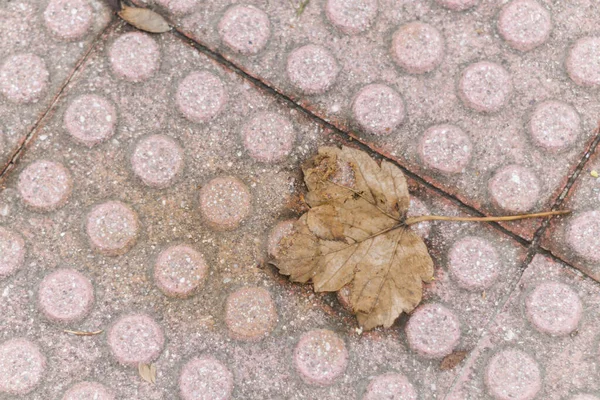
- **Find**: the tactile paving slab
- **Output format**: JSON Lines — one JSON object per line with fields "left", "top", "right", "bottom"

{"left": 0, "top": 23, "right": 533, "bottom": 399}
{"left": 143, "top": 0, "right": 600, "bottom": 240}
{"left": 542, "top": 144, "right": 600, "bottom": 281}
{"left": 446, "top": 253, "right": 600, "bottom": 399}
{"left": 0, "top": 0, "right": 112, "bottom": 169}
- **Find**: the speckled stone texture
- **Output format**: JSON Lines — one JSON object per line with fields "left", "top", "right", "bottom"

{"left": 543, "top": 145, "right": 600, "bottom": 280}
{"left": 0, "top": 0, "right": 112, "bottom": 169}
{"left": 2, "top": 1, "right": 600, "bottom": 399}
{"left": 174, "top": 0, "right": 600, "bottom": 240}
{"left": 447, "top": 254, "right": 600, "bottom": 400}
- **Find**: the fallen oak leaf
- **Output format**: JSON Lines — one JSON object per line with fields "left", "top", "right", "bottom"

{"left": 138, "top": 362, "right": 157, "bottom": 384}
{"left": 118, "top": 5, "right": 170, "bottom": 33}
{"left": 272, "top": 146, "right": 569, "bottom": 331}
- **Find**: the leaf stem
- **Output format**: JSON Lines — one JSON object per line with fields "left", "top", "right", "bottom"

{"left": 404, "top": 210, "right": 570, "bottom": 226}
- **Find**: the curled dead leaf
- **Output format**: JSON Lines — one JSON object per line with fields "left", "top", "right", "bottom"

{"left": 138, "top": 363, "right": 157, "bottom": 384}
{"left": 118, "top": 6, "right": 170, "bottom": 33}
{"left": 272, "top": 146, "right": 434, "bottom": 330}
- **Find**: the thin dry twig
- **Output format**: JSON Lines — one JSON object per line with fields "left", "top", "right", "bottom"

{"left": 404, "top": 209, "right": 570, "bottom": 226}
{"left": 63, "top": 329, "right": 104, "bottom": 336}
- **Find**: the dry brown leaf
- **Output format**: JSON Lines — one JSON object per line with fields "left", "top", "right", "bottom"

{"left": 63, "top": 329, "right": 103, "bottom": 336}
{"left": 440, "top": 350, "right": 469, "bottom": 371}
{"left": 138, "top": 363, "right": 156, "bottom": 384}
{"left": 118, "top": 6, "right": 170, "bottom": 33}
{"left": 273, "top": 146, "right": 434, "bottom": 330}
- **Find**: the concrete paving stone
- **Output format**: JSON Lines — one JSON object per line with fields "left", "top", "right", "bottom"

{"left": 0, "top": 22, "right": 534, "bottom": 398}
{"left": 542, "top": 145, "right": 600, "bottom": 281}
{"left": 164, "top": 0, "right": 600, "bottom": 240}
{"left": 446, "top": 253, "right": 600, "bottom": 400}
{"left": 0, "top": 0, "right": 112, "bottom": 169}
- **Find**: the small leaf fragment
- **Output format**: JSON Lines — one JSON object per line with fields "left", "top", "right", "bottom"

{"left": 63, "top": 329, "right": 103, "bottom": 336}
{"left": 591, "top": 170, "right": 599, "bottom": 178}
{"left": 118, "top": 6, "right": 170, "bottom": 33}
{"left": 440, "top": 350, "right": 469, "bottom": 371}
{"left": 138, "top": 363, "right": 157, "bottom": 384}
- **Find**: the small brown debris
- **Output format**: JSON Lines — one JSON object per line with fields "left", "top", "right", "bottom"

{"left": 138, "top": 363, "right": 157, "bottom": 384}
{"left": 440, "top": 350, "right": 469, "bottom": 371}
{"left": 118, "top": 6, "right": 170, "bottom": 33}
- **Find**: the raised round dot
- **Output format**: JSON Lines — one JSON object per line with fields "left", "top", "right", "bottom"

{"left": 179, "top": 356, "right": 233, "bottom": 400}
{"left": 107, "top": 314, "right": 165, "bottom": 366}
{"left": 294, "top": 329, "right": 348, "bottom": 386}
{"left": 154, "top": 244, "right": 208, "bottom": 298}
{"left": 86, "top": 201, "right": 139, "bottom": 256}
{"left": 176, "top": 70, "right": 227, "bottom": 124}
{"left": 131, "top": 135, "right": 183, "bottom": 188}
{"left": 18, "top": 160, "right": 72, "bottom": 212}
{"left": 488, "top": 164, "right": 541, "bottom": 213}
{"left": 44, "top": 0, "right": 94, "bottom": 41}
{"left": 0, "top": 339, "right": 46, "bottom": 395}
{"left": 109, "top": 32, "right": 160, "bottom": 83}
{"left": 156, "top": 0, "right": 198, "bottom": 15}
{"left": 62, "top": 381, "right": 114, "bottom": 400}
{"left": 419, "top": 124, "right": 472, "bottom": 174}
{"left": 391, "top": 22, "right": 445, "bottom": 74}
{"left": 526, "top": 281, "right": 582, "bottom": 336}
{"left": 325, "top": 0, "right": 378, "bottom": 35}
{"left": 448, "top": 236, "right": 500, "bottom": 290}
{"left": 566, "top": 211, "right": 600, "bottom": 262}
{"left": 435, "top": 0, "right": 478, "bottom": 11}
{"left": 199, "top": 176, "right": 252, "bottom": 231}
{"left": 0, "top": 53, "right": 49, "bottom": 104}
{"left": 497, "top": 0, "right": 552, "bottom": 52}
{"left": 566, "top": 37, "right": 600, "bottom": 87}
{"left": 38, "top": 269, "right": 94, "bottom": 323}
{"left": 242, "top": 112, "right": 296, "bottom": 163}
{"left": 407, "top": 197, "right": 431, "bottom": 239}
{"left": 218, "top": 5, "right": 271, "bottom": 55}
{"left": 529, "top": 100, "right": 580, "bottom": 152}
{"left": 64, "top": 94, "right": 117, "bottom": 147}
{"left": 267, "top": 219, "right": 295, "bottom": 258}
{"left": 405, "top": 303, "right": 461, "bottom": 359}
{"left": 485, "top": 348, "right": 541, "bottom": 400}
{"left": 458, "top": 61, "right": 513, "bottom": 113}
{"left": 352, "top": 84, "right": 405, "bottom": 136}
{"left": 225, "top": 287, "right": 277, "bottom": 341}
{"left": 287, "top": 45, "right": 340, "bottom": 95}
{"left": 0, "top": 227, "right": 26, "bottom": 279}
{"left": 362, "top": 373, "right": 418, "bottom": 400}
